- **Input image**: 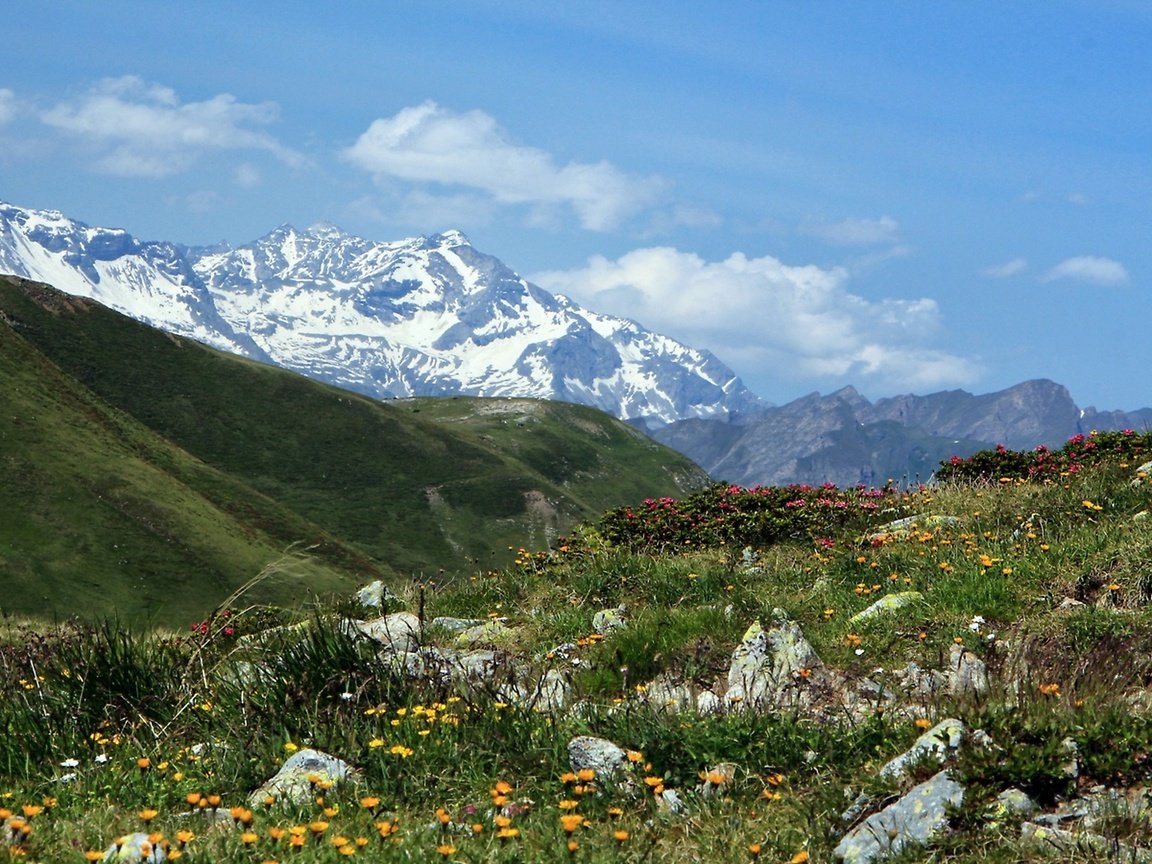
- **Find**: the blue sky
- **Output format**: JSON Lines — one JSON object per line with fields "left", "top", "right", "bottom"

{"left": 2, "top": 1, "right": 1149, "bottom": 411}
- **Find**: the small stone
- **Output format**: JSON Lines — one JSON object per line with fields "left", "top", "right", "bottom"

{"left": 849, "top": 592, "right": 924, "bottom": 624}
{"left": 355, "top": 612, "right": 421, "bottom": 654}
{"left": 592, "top": 606, "right": 628, "bottom": 635}
{"left": 101, "top": 832, "right": 167, "bottom": 862}
{"left": 568, "top": 736, "right": 627, "bottom": 780}
{"left": 354, "top": 580, "right": 402, "bottom": 611}
{"left": 878, "top": 718, "right": 964, "bottom": 782}
{"left": 249, "top": 748, "right": 357, "bottom": 807}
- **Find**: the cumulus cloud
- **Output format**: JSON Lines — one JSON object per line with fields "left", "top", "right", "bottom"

{"left": 982, "top": 257, "right": 1028, "bottom": 278}
{"left": 532, "top": 247, "right": 981, "bottom": 392}
{"left": 800, "top": 215, "right": 901, "bottom": 246}
{"left": 40, "top": 76, "right": 300, "bottom": 177}
{"left": 343, "top": 101, "right": 662, "bottom": 230}
{"left": 1042, "top": 255, "right": 1129, "bottom": 286}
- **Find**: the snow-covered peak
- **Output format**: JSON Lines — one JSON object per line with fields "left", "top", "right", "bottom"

{"left": 0, "top": 200, "right": 764, "bottom": 425}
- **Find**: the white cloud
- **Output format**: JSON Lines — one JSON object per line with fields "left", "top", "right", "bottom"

{"left": 40, "top": 76, "right": 300, "bottom": 177}
{"left": 1042, "top": 255, "right": 1129, "bottom": 286}
{"left": 983, "top": 257, "right": 1028, "bottom": 278}
{"left": 0, "top": 88, "right": 16, "bottom": 125}
{"left": 343, "top": 101, "right": 662, "bottom": 230}
{"left": 532, "top": 247, "right": 981, "bottom": 392}
{"left": 800, "top": 215, "right": 901, "bottom": 246}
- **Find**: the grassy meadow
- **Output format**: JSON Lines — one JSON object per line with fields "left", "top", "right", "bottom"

{"left": 2, "top": 432, "right": 1151, "bottom": 861}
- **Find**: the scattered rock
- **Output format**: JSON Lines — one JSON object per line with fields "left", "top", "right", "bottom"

{"left": 428, "top": 616, "right": 486, "bottom": 634}
{"left": 454, "top": 619, "right": 514, "bottom": 648}
{"left": 725, "top": 610, "right": 835, "bottom": 712}
{"left": 989, "top": 787, "right": 1038, "bottom": 822}
{"left": 101, "top": 832, "right": 168, "bottom": 862}
{"left": 657, "top": 788, "right": 687, "bottom": 814}
{"left": 250, "top": 748, "right": 357, "bottom": 807}
{"left": 947, "top": 643, "right": 989, "bottom": 701}
{"left": 1021, "top": 821, "right": 1152, "bottom": 861}
{"left": 354, "top": 580, "right": 402, "bottom": 611}
{"left": 878, "top": 718, "right": 965, "bottom": 782}
{"left": 834, "top": 771, "right": 964, "bottom": 863}
{"left": 354, "top": 612, "right": 421, "bottom": 654}
{"left": 641, "top": 674, "right": 696, "bottom": 713}
{"left": 592, "top": 606, "right": 628, "bottom": 635}
{"left": 850, "top": 592, "right": 924, "bottom": 624}
{"left": 568, "top": 736, "right": 628, "bottom": 781}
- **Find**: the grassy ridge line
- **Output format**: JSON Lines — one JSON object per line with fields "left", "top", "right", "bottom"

{"left": 0, "top": 307, "right": 384, "bottom": 622}
{"left": 0, "top": 275, "right": 709, "bottom": 619}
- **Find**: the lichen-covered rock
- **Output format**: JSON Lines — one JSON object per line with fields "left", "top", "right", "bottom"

{"left": 354, "top": 612, "right": 421, "bottom": 654}
{"left": 725, "top": 610, "right": 834, "bottom": 711}
{"left": 592, "top": 606, "right": 628, "bottom": 635}
{"left": 249, "top": 748, "right": 357, "bottom": 807}
{"left": 850, "top": 592, "right": 924, "bottom": 624}
{"left": 568, "top": 736, "right": 628, "bottom": 780}
{"left": 835, "top": 771, "right": 964, "bottom": 863}
{"left": 101, "top": 832, "right": 168, "bottom": 862}
{"left": 947, "top": 643, "right": 989, "bottom": 700}
{"left": 878, "top": 718, "right": 964, "bottom": 782}
{"left": 454, "top": 619, "right": 514, "bottom": 648}
{"left": 354, "top": 580, "right": 402, "bottom": 611}
{"left": 641, "top": 674, "right": 696, "bottom": 713}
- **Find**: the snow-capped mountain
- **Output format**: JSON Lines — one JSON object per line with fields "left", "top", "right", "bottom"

{"left": 0, "top": 201, "right": 763, "bottom": 426}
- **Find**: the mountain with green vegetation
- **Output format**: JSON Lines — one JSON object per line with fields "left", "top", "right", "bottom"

{"left": 1, "top": 430, "right": 1150, "bottom": 862}
{"left": 0, "top": 275, "right": 708, "bottom": 622}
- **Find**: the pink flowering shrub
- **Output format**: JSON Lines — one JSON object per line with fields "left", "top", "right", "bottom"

{"left": 936, "top": 430, "right": 1151, "bottom": 482}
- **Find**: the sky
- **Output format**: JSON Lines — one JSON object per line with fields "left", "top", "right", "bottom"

{"left": 1, "top": 1, "right": 1149, "bottom": 411}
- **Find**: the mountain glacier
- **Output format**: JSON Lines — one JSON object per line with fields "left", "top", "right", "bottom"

{"left": 0, "top": 201, "right": 763, "bottom": 426}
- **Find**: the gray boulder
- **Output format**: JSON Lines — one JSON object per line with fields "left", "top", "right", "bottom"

{"left": 249, "top": 748, "right": 357, "bottom": 807}
{"left": 835, "top": 771, "right": 964, "bottom": 863}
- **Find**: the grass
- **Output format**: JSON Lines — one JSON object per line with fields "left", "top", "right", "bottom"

{"left": 2, "top": 436, "right": 1151, "bottom": 861}
{"left": 0, "top": 275, "right": 708, "bottom": 622}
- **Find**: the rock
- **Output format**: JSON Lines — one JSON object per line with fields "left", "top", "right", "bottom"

{"left": 641, "top": 674, "right": 696, "bottom": 713}
{"left": 849, "top": 592, "right": 924, "bottom": 624}
{"left": 354, "top": 612, "right": 421, "bottom": 654}
{"left": 834, "top": 771, "right": 964, "bottom": 863}
{"left": 946, "top": 643, "right": 989, "bottom": 701}
{"left": 878, "top": 718, "right": 965, "bottom": 782}
{"left": 868, "top": 514, "right": 959, "bottom": 541}
{"left": 354, "top": 580, "right": 402, "bottom": 611}
{"left": 101, "top": 832, "right": 168, "bottom": 862}
{"left": 525, "top": 669, "right": 570, "bottom": 713}
{"left": 988, "top": 788, "right": 1038, "bottom": 823}
{"left": 658, "top": 788, "right": 687, "bottom": 814}
{"left": 250, "top": 748, "right": 357, "bottom": 807}
{"left": 695, "top": 690, "right": 722, "bottom": 715}
{"left": 1021, "top": 821, "right": 1152, "bottom": 862}
{"left": 428, "top": 616, "right": 486, "bottom": 633}
{"left": 592, "top": 606, "right": 628, "bottom": 635}
{"left": 1059, "top": 737, "right": 1080, "bottom": 779}
{"left": 1057, "top": 597, "right": 1086, "bottom": 610}
{"left": 698, "top": 762, "right": 737, "bottom": 799}
{"left": 454, "top": 619, "right": 514, "bottom": 648}
{"left": 725, "top": 610, "right": 834, "bottom": 712}
{"left": 568, "top": 736, "right": 628, "bottom": 781}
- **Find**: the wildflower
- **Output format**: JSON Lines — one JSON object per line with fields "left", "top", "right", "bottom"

{"left": 558, "top": 799, "right": 580, "bottom": 810}
{"left": 576, "top": 768, "right": 595, "bottom": 783}
{"left": 613, "top": 829, "right": 629, "bottom": 843}
{"left": 136, "top": 757, "right": 152, "bottom": 771}
{"left": 360, "top": 796, "right": 381, "bottom": 811}
{"left": 626, "top": 750, "right": 643, "bottom": 763}
{"left": 749, "top": 843, "right": 762, "bottom": 858}
{"left": 368, "top": 738, "right": 385, "bottom": 749}
{"left": 914, "top": 718, "right": 932, "bottom": 730}
{"left": 436, "top": 844, "right": 456, "bottom": 857}
{"left": 175, "top": 830, "right": 194, "bottom": 848}
{"left": 560, "top": 814, "right": 583, "bottom": 834}
{"left": 496, "top": 827, "right": 520, "bottom": 840}
{"left": 1039, "top": 682, "right": 1062, "bottom": 696}
{"left": 138, "top": 808, "right": 158, "bottom": 823}
{"left": 241, "top": 832, "right": 259, "bottom": 846}
{"left": 791, "top": 852, "right": 810, "bottom": 864}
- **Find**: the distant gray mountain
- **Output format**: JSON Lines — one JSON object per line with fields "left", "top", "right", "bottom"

{"left": 651, "top": 380, "right": 1152, "bottom": 487}
{"left": 0, "top": 200, "right": 764, "bottom": 427}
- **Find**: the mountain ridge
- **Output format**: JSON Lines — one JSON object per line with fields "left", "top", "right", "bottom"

{"left": 0, "top": 200, "right": 764, "bottom": 427}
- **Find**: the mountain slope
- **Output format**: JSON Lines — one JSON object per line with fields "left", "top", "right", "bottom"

{"left": 0, "top": 275, "right": 709, "bottom": 619}
{"left": 0, "top": 201, "right": 763, "bottom": 426}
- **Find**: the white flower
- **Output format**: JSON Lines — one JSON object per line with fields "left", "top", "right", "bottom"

{"left": 854, "top": 648, "right": 865, "bottom": 656}
{"left": 58, "top": 772, "right": 77, "bottom": 784}
{"left": 60, "top": 758, "right": 80, "bottom": 768}
{"left": 94, "top": 753, "right": 109, "bottom": 764}
{"left": 339, "top": 692, "right": 354, "bottom": 702}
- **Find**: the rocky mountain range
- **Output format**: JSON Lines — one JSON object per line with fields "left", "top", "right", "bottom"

{"left": 652, "top": 379, "right": 1152, "bottom": 487}
{"left": 2, "top": 199, "right": 1147, "bottom": 489}
{"left": 0, "top": 200, "right": 762, "bottom": 428}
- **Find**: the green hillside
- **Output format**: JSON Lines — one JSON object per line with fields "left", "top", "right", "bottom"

{"left": 0, "top": 275, "right": 708, "bottom": 620}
